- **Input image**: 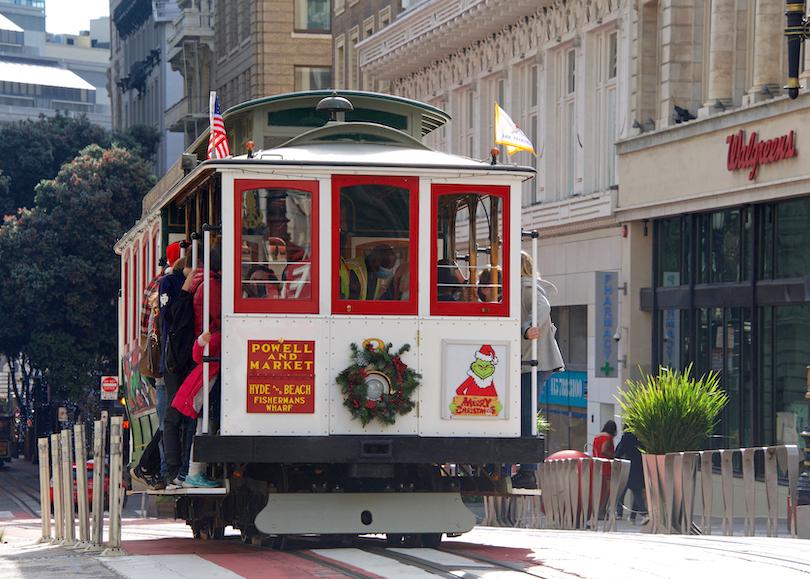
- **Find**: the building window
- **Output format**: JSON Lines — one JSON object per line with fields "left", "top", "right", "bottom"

{"left": 295, "top": 66, "right": 332, "bottom": 91}
{"left": 235, "top": 180, "right": 319, "bottom": 314}
{"left": 595, "top": 30, "right": 618, "bottom": 188}
{"left": 431, "top": 184, "right": 510, "bottom": 317}
{"left": 348, "top": 27, "right": 359, "bottom": 90}
{"left": 556, "top": 48, "right": 577, "bottom": 198}
{"left": 335, "top": 35, "right": 345, "bottom": 90}
{"left": 379, "top": 6, "right": 391, "bottom": 28}
{"left": 333, "top": 176, "right": 418, "bottom": 315}
{"left": 335, "top": 0, "right": 345, "bottom": 16}
{"left": 363, "top": 17, "right": 375, "bottom": 91}
{"left": 294, "top": 0, "right": 330, "bottom": 32}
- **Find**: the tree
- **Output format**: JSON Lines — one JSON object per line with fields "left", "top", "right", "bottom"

{"left": 0, "top": 144, "right": 155, "bottom": 402}
{"left": 0, "top": 112, "right": 161, "bottom": 214}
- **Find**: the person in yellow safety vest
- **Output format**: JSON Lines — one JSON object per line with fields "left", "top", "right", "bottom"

{"left": 340, "top": 245, "right": 396, "bottom": 300}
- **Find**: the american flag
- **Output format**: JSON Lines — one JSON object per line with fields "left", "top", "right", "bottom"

{"left": 207, "top": 91, "right": 231, "bottom": 159}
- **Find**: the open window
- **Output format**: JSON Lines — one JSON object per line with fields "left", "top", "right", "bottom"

{"left": 235, "top": 180, "right": 319, "bottom": 314}
{"left": 332, "top": 175, "right": 418, "bottom": 315}
{"left": 431, "top": 184, "right": 509, "bottom": 317}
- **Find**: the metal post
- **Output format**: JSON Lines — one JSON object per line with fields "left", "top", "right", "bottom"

{"left": 101, "top": 416, "right": 127, "bottom": 556}
{"left": 86, "top": 420, "right": 105, "bottom": 551}
{"left": 60, "top": 429, "right": 76, "bottom": 544}
{"left": 202, "top": 228, "right": 210, "bottom": 434}
{"left": 700, "top": 450, "right": 714, "bottom": 535}
{"left": 720, "top": 449, "right": 734, "bottom": 536}
{"left": 50, "top": 433, "right": 63, "bottom": 541}
{"left": 73, "top": 424, "right": 90, "bottom": 546}
{"left": 36, "top": 437, "right": 51, "bottom": 542}
{"left": 530, "top": 234, "right": 538, "bottom": 437}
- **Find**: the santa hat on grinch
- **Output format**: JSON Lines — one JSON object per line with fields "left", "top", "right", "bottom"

{"left": 475, "top": 345, "right": 498, "bottom": 365}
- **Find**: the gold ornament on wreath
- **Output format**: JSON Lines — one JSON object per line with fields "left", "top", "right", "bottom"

{"left": 336, "top": 340, "right": 421, "bottom": 427}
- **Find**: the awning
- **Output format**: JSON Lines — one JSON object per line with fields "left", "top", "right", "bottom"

{"left": 0, "top": 61, "right": 95, "bottom": 91}
{"left": 0, "top": 15, "right": 23, "bottom": 33}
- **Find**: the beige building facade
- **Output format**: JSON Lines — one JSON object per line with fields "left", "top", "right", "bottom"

{"left": 164, "top": 0, "right": 332, "bottom": 152}
{"left": 357, "top": 0, "right": 810, "bottom": 456}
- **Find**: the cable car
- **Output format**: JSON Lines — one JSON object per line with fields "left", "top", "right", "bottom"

{"left": 116, "top": 91, "right": 541, "bottom": 545}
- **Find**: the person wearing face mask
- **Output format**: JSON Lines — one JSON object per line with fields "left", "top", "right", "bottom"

{"left": 437, "top": 259, "right": 467, "bottom": 301}
{"left": 242, "top": 265, "right": 279, "bottom": 299}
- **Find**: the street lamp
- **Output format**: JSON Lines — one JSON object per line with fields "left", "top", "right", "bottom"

{"left": 785, "top": 0, "right": 808, "bottom": 99}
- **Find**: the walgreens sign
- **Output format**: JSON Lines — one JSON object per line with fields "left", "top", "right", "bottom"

{"left": 726, "top": 130, "right": 797, "bottom": 180}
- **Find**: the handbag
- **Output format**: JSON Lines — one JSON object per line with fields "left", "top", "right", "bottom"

{"left": 138, "top": 331, "right": 163, "bottom": 379}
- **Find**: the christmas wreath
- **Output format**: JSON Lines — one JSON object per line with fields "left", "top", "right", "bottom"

{"left": 336, "top": 342, "right": 421, "bottom": 426}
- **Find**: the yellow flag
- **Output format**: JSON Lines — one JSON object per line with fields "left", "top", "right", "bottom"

{"left": 494, "top": 103, "right": 535, "bottom": 155}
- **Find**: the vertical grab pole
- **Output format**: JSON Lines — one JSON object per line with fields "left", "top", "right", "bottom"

{"left": 88, "top": 419, "right": 105, "bottom": 550}
{"left": 531, "top": 234, "right": 538, "bottom": 436}
{"left": 73, "top": 424, "right": 90, "bottom": 545}
{"left": 50, "top": 433, "right": 63, "bottom": 542}
{"left": 37, "top": 437, "right": 52, "bottom": 542}
{"left": 101, "top": 416, "right": 127, "bottom": 556}
{"left": 202, "top": 228, "right": 210, "bottom": 434}
{"left": 61, "top": 429, "right": 76, "bottom": 544}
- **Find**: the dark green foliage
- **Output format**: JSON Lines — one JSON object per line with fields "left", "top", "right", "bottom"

{"left": 108, "top": 124, "right": 162, "bottom": 164}
{"left": 0, "top": 145, "right": 155, "bottom": 399}
{"left": 336, "top": 342, "right": 421, "bottom": 426}
{"left": 0, "top": 113, "right": 161, "bottom": 213}
{"left": 617, "top": 364, "right": 728, "bottom": 455}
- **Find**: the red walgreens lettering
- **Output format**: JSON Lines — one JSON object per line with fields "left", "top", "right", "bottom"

{"left": 726, "top": 130, "right": 797, "bottom": 180}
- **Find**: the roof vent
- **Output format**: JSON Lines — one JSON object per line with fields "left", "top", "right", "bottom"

{"left": 316, "top": 92, "right": 353, "bottom": 122}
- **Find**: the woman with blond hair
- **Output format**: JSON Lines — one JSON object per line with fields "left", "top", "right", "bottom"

{"left": 512, "top": 251, "right": 565, "bottom": 488}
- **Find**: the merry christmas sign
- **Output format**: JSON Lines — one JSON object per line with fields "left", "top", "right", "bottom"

{"left": 443, "top": 341, "right": 509, "bottom": 419}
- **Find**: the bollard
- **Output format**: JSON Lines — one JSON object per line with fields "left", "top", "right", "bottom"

{"left": 36, "top": 437, "right": 51, "bottom": 542}
{"left": 50, "top": 433, "right": 63, "bottom": 542}
{"left": 742, "top": 448, "right": 756, "bottom": 537}
{"left": 86, "top": 419, "right": 105, "bottom": 551}
{"left": 764, "top": 446, "right": 779, "bottom": 537}
{"left": 101, "top": 416, "right": 127, "bottom": 556}
{"left": 73, "top": 424, "right": 90, "bottom": 547}
{"left": 719, "top": 449, "right": 734, "bottom": 536}
{"left": 60, "top": 429, "right": 76, "bottom": 545}
{"left": 700, "top": 450, "right": 714, "bottom": 535}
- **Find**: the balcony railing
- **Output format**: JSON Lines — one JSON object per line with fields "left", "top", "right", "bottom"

{"left": 165, "top": 95, "right": 209, "bottom": 131}
{"left": 358, "top": 0, "right": 549, "bottom": 80}
{"left": 167, "top": 8, "right": 214, "bottom": 47}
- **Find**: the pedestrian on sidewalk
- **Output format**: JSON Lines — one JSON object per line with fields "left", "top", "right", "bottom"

{"left": 615, "top": 430, "right": 647, "bottom": 524}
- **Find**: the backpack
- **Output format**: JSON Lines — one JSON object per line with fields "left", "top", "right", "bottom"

{"left": 139, "top": 429, "right": 162, "bottom": 476}
{"left": 164, "top": 289, "right": 196, "bottom": 374}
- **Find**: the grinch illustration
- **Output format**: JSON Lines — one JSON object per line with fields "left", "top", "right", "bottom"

{"left": 450, "top": 345, "right": 503, "bottom": 417}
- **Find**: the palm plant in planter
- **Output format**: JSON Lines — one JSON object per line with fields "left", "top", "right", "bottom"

{"left": 617, "top": 364, "right": 728, "bottom": 533}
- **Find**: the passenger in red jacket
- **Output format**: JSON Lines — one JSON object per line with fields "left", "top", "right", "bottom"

{"left": 172, "top": 329, "right": 221, "bottom": 488}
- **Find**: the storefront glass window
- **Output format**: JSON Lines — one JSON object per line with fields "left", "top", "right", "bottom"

{"left": 658, "top": 217, "right": 682, "bottom": 287}
{"left": 772, "top": 305, "right": 808, "bottom": 452}
{"left": 541, "top": 305, "right": 587, "bottom": 455}
{"left": 775, "top": 197, "right": 810, "bottom": 279}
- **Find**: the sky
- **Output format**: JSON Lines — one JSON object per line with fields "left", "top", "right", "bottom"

{"left": 45, "top": 0, "right": 110, "bottom": 36}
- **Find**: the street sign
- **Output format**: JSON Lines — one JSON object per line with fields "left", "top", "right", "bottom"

{"left": 100, "top": 376, "right": 119, "bottom": 401}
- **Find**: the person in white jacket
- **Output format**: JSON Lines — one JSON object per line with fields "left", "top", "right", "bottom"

{"left": 512, "top": 251, "right": 565, "bottom": 488}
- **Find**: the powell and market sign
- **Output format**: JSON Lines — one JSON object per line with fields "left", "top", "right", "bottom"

{"left": 595, "top": 271, "right": 618, "bottom": 378}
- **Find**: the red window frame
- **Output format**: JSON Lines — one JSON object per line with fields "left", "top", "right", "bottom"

{"left": 430, "top": 184, "right": 510, "bottom": 317}
{"left": 123, "top": 250, "right": 130, "bottom": 346}
{"left": 331, "top": 175, "right": 419, "bottom": 316}
{"left": 132, "top": 243, "right": 139, "bottom": 343}
{"left": 234, "top": 179, "right": 320, "bottom": 314}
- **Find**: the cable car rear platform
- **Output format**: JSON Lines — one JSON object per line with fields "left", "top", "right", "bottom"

{"left": 193, "top": 435, "right": 545, "bottom": 465}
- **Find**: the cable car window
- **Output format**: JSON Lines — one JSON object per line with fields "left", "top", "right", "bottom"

{"left": 235, "top": 180, "right": 320, "bottom": 314}
{"left": 431, "top": 184, "right": 510, "bottom": 317}
{"left": 333, "top": 175, "right": 418, "bottom": 315}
